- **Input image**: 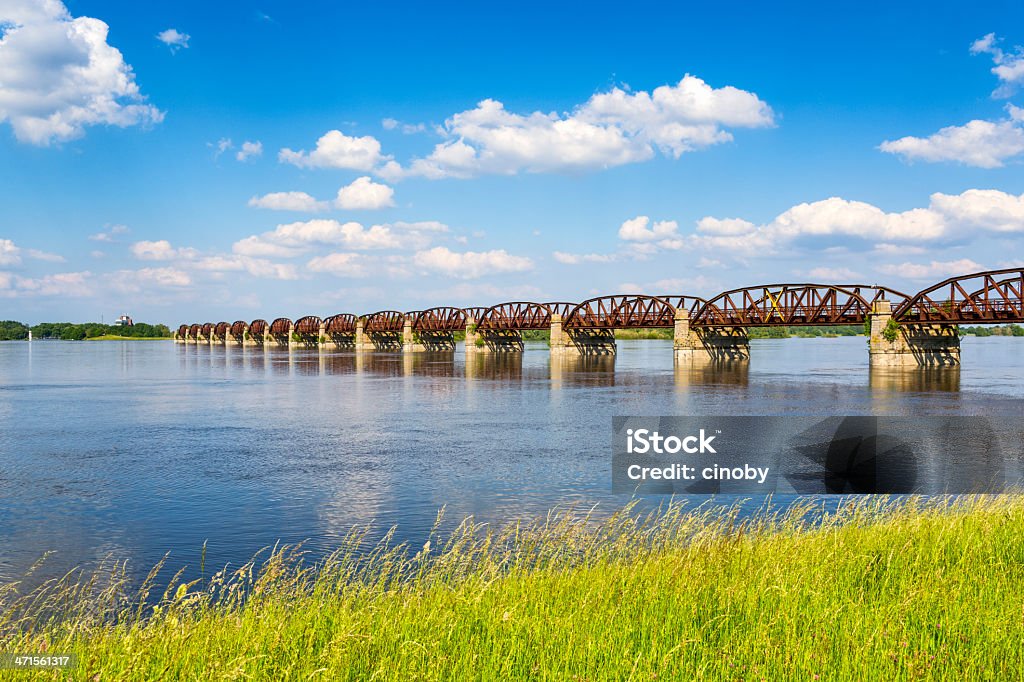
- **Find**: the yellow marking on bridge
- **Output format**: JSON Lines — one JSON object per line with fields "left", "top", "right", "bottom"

{"left": 764, "top": 288, "right": 783, "bottom": 319}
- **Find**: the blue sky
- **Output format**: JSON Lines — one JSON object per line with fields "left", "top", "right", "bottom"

{"left": 2, "top": 0, "right": 1023, "bottom": 324}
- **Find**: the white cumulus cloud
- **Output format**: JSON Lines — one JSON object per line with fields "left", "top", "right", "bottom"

{"left": 0, "top": 238, "right": 65, "bottom": 265}
{"left": 0, "top": 0, "right": 164, "bottom": 145}
{"left": 156, "top": 28, "right": 189, "bottom": 52}
{"left": 0, "top": 239, "right": 21, "bottom": 265}
{"left": 0, "top": 270, "right": 94, "bottom": 298}
{"left": 108, "top": 267, "right": 191, "bottom": 293}
{"left": 876, "top": 259, "right": 986, "bottom": 280}
{"left": 880, "top": 107, "right": 1024, "bottom": 168}
{"left": 233, "top": 219, "right": 440, "bottom": 257}
{"left": 631, "top": 190, "right": 1024, "bottom": 259}
{"left": 334, "top": 176, "right": 395, "bottom": 210}
{"left": 236, "top": 140, "right": 263, "bottom": 162}
{"left": 928, "top": 188, "right": 1024, "bottom": 232}
{"left": 696, "top": 217, "right": 757, "bottom": 236}
{"left": 279, "top": 130, "right": 389, "bottom": 170}
{"left": 130, "top": 240, "right": 199, "bottom": 261}
{"left": 618, "top": 216, "right": 685, "bottom": 254}
{"left": 412, "top": 246, "right": 533, "bottom": 279}
{"left": 971, "top": 32, "right": 1024, "bottom": 97}
{"left": 306, "top": 252, "right": 369, "bottom": 277}
{"left": 383, "top": 75, "right": 774, "bottom": 179}
{"left": 248, "top": 191, "right": 328, "bottom": 212}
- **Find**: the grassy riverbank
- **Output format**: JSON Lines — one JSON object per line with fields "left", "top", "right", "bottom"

{"left": 2, "top": 496, "right": 1021, "bottom": 680}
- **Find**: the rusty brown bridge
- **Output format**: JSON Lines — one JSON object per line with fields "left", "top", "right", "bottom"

{"left": 175, "top": 268, "right": 1023, "bottom": 368}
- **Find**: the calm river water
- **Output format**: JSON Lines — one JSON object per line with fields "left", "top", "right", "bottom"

{"left": 1, "top": 337, "right": 1021, "bottom": 585}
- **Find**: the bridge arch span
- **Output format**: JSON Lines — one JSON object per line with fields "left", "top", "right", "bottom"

{"left": 655, "top": 295, "right": 709, "bottom": 316}
{"left": 362, "top": 310, "right": 405, "bottom": 333}
{"left": 269, "top": 318, "right": 292, "bottom": 335}
{"left": 248, "top": 319, "right": 268, "bottom": 335}
{"left": 230, "top": 320, "right": 247, "bottom": 337}
{"left": 294, "top": 316, "right": 322, "bottom": 335}
{"left": 694, "top": 284, "right": 872, "bottom": 327}
{"left": 895, "top": 268, "right": 1024, "bottom": 323}
{"left": 411, "top": 307, "right": 467, "bottom": 332}
{"left": 462, "top": 306, "right": 489, "bottom": 323}
{"left": 544, "top": 302, "right": 577, "bottom": 318}
{"left": 324, "top": 314, "right": 357, "bottom": 334}
{"left": 476, "top": 302, "right": 552, "bottom": 330}
{"left": 564, "top": 295, "right": 676, "bottom": 329}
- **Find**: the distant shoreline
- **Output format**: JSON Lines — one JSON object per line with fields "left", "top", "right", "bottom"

{"left": 84, "top": 335, "right": 171, "bottom": 341}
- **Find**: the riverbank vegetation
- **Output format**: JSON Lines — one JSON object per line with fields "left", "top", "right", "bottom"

{"left": 960, "top": 324, "right": 1024, "bottom": 337}
{"left": 0, "top": 321, "right": 171, "bottom": 341}
{"left": 1, "top": 495, "right": 1021, "bottom": 680}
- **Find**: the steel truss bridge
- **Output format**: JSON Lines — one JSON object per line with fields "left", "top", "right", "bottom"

{"left": 178, "top": 268, "right": 1023, "bottom": 338}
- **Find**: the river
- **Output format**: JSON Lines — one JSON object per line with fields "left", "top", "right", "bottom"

{"left": 1, "top": 337, "right": 1021, "bottom": 585}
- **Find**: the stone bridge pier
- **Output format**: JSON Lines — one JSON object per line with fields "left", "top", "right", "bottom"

{"left": 322, "top": 331, "right": 356, "bottom": 350}
{"left": 354, "top": 319, "right": 402, "bottom": 352}
{"left": 266, "top": 323, "right": 292, "bottom": 349}
{"left": 868, "top": 300, "right": 960, "bottom": 367}
{"left": 227, "top": 325, "right": 245, "bottom": 346}
{"left": 673, "top": 310, "right": 750, "bottom": 362}
{"left": 289, "top": 326, "right": 319, "bottom": 350}
{"left": 243, "top": 327, "right": 261, "bottom": 347}
{"left": 549, "top": 314, "right": 616, "bottom": 356}
{"left": 402, "top": 317, "right": 456, "bottom": 352}
{"left": 465, "top": 319, "right": 525, "bottom": 353}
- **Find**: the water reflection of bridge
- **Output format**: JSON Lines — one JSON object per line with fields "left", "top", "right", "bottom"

{"left": 179, "top": 344, "right": 991, "bottom": 395}
{"left": 176, "top": 268, "right": 1023, "bottom": 368}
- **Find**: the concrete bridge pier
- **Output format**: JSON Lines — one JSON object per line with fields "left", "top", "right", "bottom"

{"left": 227, "top": 329, "right": 245, "bottom": 346}
{"left": 242, "top": 327, "right": 261, "bottom": 348}
{"left": 290, "top": 323, "right": 319, "bottom": 350}
{"left": 316, "top": 323, "right": 330, "bottom": 352}
{"left": 323, "top": 329, "right": 356, "bottom": 350}
{"left": 354, "top": 319, "right": 372, "bottom": 352}
{"left": 673, "top": 310, "right": 750, "bottom": 362}
{"left": 402, "top": 320, "right": 456, "bottom": 352}
{"left": 354, "top": 320, "right": 401, "bottom": 352}
{"left": 465, "top": 320, "right": 525, "bottom": 353}
{"left": 868, "top": 300, "right": 960, "bottom": 367}
{"left": 267, "top": 326, "right": 290, "bottom": 349}
{"left": 465, "top": 317, "right": 524, "bottom": 353}
{"left": 549, "top": 314, "right": 616, "bottom": 357}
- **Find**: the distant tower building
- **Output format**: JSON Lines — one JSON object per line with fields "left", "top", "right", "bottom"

{"left": 114, "top": 314, "right": 134, "bottom": 327}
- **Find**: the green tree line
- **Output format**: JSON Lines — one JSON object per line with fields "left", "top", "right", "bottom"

{"left": 0, "top": 320, "right": 171, "bottom": 341}
{"left": 960, "top": 324, "right": 1024, "bottom": 337}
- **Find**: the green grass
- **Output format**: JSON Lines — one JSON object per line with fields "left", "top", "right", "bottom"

{"left": 84, "top": 335, "right": 170, "bottom": 341}
{"left": 2, "top": 496, "right": 1022, "bottom": 680}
